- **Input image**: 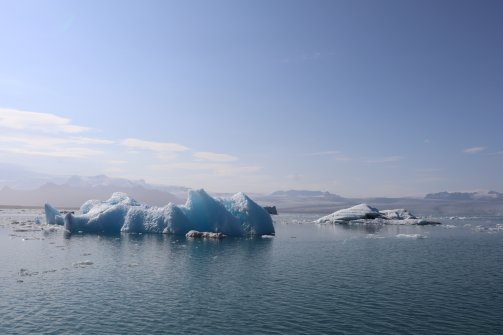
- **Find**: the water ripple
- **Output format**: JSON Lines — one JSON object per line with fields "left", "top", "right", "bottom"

{"left": 1, "top": 212, "right": 503, "bottom": 334}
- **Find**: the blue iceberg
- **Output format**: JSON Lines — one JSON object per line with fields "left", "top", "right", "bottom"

{"left": 45, "top": 190, "right": 275, "bottom": 237}
{"left": 44, "top": 203, "right": 64, "bottom": 226}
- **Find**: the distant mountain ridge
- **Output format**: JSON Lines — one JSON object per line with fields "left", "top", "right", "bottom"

{"left": 270, "top": 190, "right": 345, "bottom": 200}
{"left": 0, "top": 174, "right": 187, "bottom": 208}
{"left": 65, "top": 175, "right": 147, "bottom": 188}
{"left": 256, "top": 189, "right": 503, "bottom": 216}
{"left": 1, "top": 164, "right": 503, "bottom": 216}
{"left": 425, "top": 191, "right": 503, "bottom": 201}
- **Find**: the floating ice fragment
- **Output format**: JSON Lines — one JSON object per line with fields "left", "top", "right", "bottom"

{"left": 396, "top": 234, "right": 427, "bottom": 239}
{"left": 44, "top": 204, "right": 64, "bottom": 225}
{"left": 185, "top": 230, "right": 226, "bottom": 239}
{"left": 19, "top": 268, "right": 38, "bottom": 276}
{"left": 365, "top": 234, "right": 385, "bottom": 239}
{"left": 442, "top": 224, "right": 457, "bottom": 229}
{"left": 73, "top": 260, "right": 94, "bottom": 267}
{"left": 474, "top": 224, "right": 503, "bottom": 233}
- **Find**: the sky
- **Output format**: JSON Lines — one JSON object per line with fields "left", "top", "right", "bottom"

{"left": 0, "top": 0, "right": 502, "bottom": 197}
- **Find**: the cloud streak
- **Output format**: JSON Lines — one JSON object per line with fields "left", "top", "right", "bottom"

{"left": 0, "top": 135, "right": 113, "bottom": 147}
{"left": 0, "top": 108, "right": 261, "bottom": 188}
{"left": 5, "top": 147, "right": 105, "bottom": 158}
{"left": 463, "top": 146, "right": 486, "bottom": 154}
{"left": 0, "top": 108, "right": 89, "bottom": 133}
{"left": 193, "top": 151, "right": 238, "bottom": 162}
{"left": 308, "top": 150, "right": 351, "bottom": 161}
{"left": 365, "top": 156, "right": 403, "bottom": 164}
{"left": 0, "top": 133, "right": 113, "bottom": 158}
{"left": 121, "top": 138, "right": 189, "bottom": 153}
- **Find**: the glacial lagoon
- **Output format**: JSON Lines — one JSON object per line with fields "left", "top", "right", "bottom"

{"left": 1, "top": 208, "right": 503, "bottom": 334}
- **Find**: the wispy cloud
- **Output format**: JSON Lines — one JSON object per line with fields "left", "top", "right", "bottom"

{"left": 121, "top": 138, "right": 189, "bottom": 153}
{"left": 365, "top": 156, "right": 403, "bottom": 163}
{"left": 0, "top": 108, "right": 264, "bottom": 188}
{"left": 308, "top": 150, "right": 351, "bottom": 161}
{"left": 463, "top": 146, "right": 486, "bottom": 154}
{"left": 0, "top": 135, "right": 113, "bottom": 147}
{"left": 151, "top": 162, "right": 261, "bottom": 177}
{"left": 193, "top": 151, "right": 238, "bottom": 162}
{"left": 108, "top": 160, "right": 127, "bottom": 165}
{"left": 6, "top": 147, "right": 105, "bottom": 158}
{"left": 213, "top": 164, "right": 261, "bottom": 176}
{"left": 0, "top": 108, "right": 89, "bottom": 133}
{"left": 0, "top": 134, "right": 112, "bottom": 158}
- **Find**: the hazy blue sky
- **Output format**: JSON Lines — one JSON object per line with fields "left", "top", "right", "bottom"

{"left": 1, "top": 0, "right": 502, "bottom": 196}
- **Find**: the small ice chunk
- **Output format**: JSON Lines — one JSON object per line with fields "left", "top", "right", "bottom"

{"left": 73, "top": 260, "right": 94, "bottom": 267}
{"left": 185, "top": 230, "right": 226, "bottom": 239}
{"left": 396, "top": 234, "right": 427, "bottom": 239}
{"left": 365, "top": 234, "right": 385, "bottom": 239}
{"left": 44, "top": 204, "right": 64, "bottom": 225}
{"left": 19, "top": 268, "right": 38, "bottom": 276}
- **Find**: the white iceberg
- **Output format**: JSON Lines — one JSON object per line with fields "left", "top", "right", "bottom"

{"left": 315, "top": 204, "right": 381, "bottom": 223}
{"left": 45, "top": 190, "right": 275, "bottom": 237}
{"left": 316, "top": 204, "right": 441, "bottom": 225}
{"left": 379, "top": 208, "right": 416, "bottom": 220}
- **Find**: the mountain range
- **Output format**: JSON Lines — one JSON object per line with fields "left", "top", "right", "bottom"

{"left": 425, "top": 191, "right": 503, "bottom": 201}
{"left": 0, "top": 165, "right": 502, "bottom": 216}
{"left": 0, "top": 174, "right": 187, "bottom": 208}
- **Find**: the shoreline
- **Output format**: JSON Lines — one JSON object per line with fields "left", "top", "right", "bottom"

{"left": 0, "top": 204, "right": 79, "bottom": 211}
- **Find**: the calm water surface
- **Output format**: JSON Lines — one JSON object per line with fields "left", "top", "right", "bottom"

{"left": 1, "top": 209, "right": 503, "bottom": 334}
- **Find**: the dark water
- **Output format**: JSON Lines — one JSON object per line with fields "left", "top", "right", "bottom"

{"left": 1, "top": 210, "right": 503, "bottom": 334}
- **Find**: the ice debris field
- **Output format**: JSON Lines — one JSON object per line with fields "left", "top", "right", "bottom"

{"left": 45, "top": 190, "right": 275, "bottom": 237}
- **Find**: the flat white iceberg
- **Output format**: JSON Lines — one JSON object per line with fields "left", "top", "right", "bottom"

{"left": 45, "top": 190, "right": 275, "bottom": 237}
{"left": 316, "top": 204, "right": 441, "bottom": 225}
{"left": 315, "top": 204, "right": 381, "bottom": 223}
{"left": 379, "top": 208, "right": 416, "bottom": 220}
